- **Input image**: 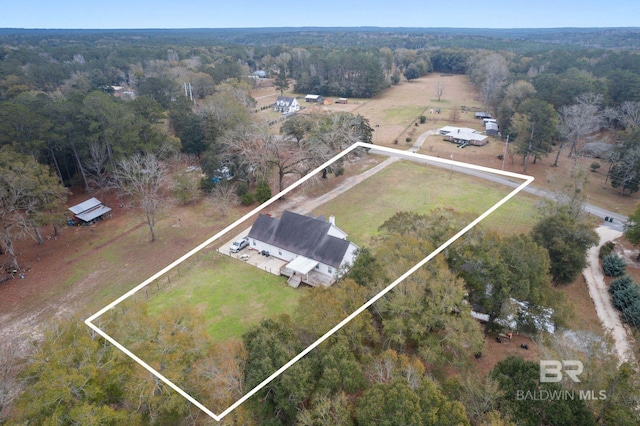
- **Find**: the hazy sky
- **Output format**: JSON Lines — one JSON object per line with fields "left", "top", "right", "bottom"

{"left": 1, "top": 0, "right": 638, "bottom": 29}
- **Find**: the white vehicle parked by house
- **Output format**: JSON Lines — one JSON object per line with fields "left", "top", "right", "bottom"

{"left": 229, "top": 237, "right": 249, "bottom": 253}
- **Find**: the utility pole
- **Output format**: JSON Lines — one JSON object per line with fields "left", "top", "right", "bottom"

{"left": 502, "top": 134, "right": 509, "bottom": 171}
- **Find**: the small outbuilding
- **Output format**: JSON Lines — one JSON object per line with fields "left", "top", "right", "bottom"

{"left": 475, "top": 111, "right": 492, "bottom": 120}
{"left": 305, "top": 94, "right": 323, "bottom": 103}
{"left": 69, "top": 197, "right": 112, "bottom": 224}
{"left": 485, "top": 121, "right": 499, "bottom": 137}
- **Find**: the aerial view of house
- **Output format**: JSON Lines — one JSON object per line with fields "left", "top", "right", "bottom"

{"left": 439, "top": 126, "right": 489, "bottom": 146}
{"left": 273, "top": 96, "right": 301, "bottom": 114}
{"left": 246, "top": 210, "right": 358, "bottom": 288}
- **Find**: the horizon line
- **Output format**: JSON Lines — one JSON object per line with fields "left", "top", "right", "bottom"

{"left": 2, "top": 26, "right": 639, "bottom": 31}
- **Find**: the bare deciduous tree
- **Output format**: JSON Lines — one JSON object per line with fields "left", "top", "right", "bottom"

{"left": 570, "top": 93, "right": 604, "bottom": 157}
{"left": 554, "top": 93, "right": 604, "bottom": 166}
{"left": 84, "top": 140, "right": 113, "bottom": 202}
{"left": 470, "top": 52, "right": 509, "bottom": 113}
{"left": 115, "top": 152, "right": 169, "bottom": 242}
{"left": 304, "top": 112, "right": 371, "bottom": 178}
{"left": 606, "top": 101, "right": 640, "bottom": 130}
{"left": 209, "top": 182, "right": 237, "bottom": 217}
{"left": 435, "top": 80, "right": 444, "bottom": 102}
{"left": 223, "top": 125, "right": 313, "bottom": 192}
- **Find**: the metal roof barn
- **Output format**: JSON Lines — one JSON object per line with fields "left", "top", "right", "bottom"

{"left": 69, "top": 197, "right": 112, "bottom": 223}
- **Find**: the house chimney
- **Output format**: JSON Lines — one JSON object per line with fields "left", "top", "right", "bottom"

{"left": 329, "top": 215, "right": 335, "bottom": 225}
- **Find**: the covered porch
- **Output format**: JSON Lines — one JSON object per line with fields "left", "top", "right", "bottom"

{"left": 280, "top": 256, "right": 335, "bottom": 288}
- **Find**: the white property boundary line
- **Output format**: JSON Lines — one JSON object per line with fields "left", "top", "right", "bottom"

{"left": 85, "top": 142, "right": 533, "bottom": 422}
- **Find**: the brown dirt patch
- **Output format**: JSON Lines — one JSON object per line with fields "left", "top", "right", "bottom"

{"left": 0, "top": 150, "right": 378, "bottom": 352}
{"left": 473, "top": 332, "right": 542, "bottom": 377}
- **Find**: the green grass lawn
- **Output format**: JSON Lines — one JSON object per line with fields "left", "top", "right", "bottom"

{"left": 383, "top": 105, "right": 428, "bottom": 124}
{"left": 314, "top": 160, "right": 538, "bottom": 245}
{"left": 139, "top": 160, "right": 538, "bottom": 343}
{"left": 147, "top": 252, "right": 303, "bottom": 342}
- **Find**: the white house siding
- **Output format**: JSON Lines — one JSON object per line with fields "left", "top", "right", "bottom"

{"left": 339, "top": 243, "right": 359, "bottom": 270}
{"left": 327, "top": 224, "right": 347, "bottom": 239}
{"left": 274, "top": 97, "right": 300, "bottom": 114}
{"left": 249, "top": 237, "right": 349, "bottom": 279}
{"left": 249, "top": 238, "right": 297, "bottom": 262}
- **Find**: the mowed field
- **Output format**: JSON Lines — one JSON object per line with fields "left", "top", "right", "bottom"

{"left": 313, "top": 159, "right": 538, "bottom": 245}
{"left": 131, "top": 159, "right": 537, "bottom": 343}
{"left": 144, "top": 252, "right": 304, "bottom": 342}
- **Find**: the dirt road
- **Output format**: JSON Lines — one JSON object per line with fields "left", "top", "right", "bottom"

{"left": 276, "top": 156, "right": 399, "bottom": 216}
{"left": 583, "top": 226, "right": 636, "bottom": 364}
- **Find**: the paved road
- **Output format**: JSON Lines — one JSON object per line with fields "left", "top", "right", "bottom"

{"left": 381, "top": 133, "right": 629, "bottom": 232}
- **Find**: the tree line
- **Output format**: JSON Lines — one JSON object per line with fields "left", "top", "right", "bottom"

{"left": 4, "top": 207, "right": 638, "bottom": 424}
{"left": 463, "top": 47, "right": 640, "bottom": 190}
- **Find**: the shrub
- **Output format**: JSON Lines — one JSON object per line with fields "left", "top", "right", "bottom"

{"left": 199, "top": 176, "right": 215, "bottom": 194}
{"left": 240, "top": 191, "right": 255, "bottom": 206}
{"left": 622, "top": 303, "right": 640, "bottom": 327}
{"left": 173, "top": 173, "right": 201, "bottom": 204}
{"left": 255, "top": 179, "right": 272, "bottom": 203}
{"left": 236, "top": 181, "right": 249, "bottom": 197}
{"left": 405, "top": 137, "right": 412, "bottom": 143}
{"left": 419, "top": 115, "right": 427, "bottom": 124}
{"left": 603, "top": 254, "right": 626, "bottom": 277}
{"left": 609, "top": 275, "right": 634, "bottom": 294}
{"left": 599, "top": 241, "right": 615, "bottom": 259}
{"left": 590, "top": 162, "right": 601, "bottom": 172}
{"left": 608, "top": 275, "right": 640, "bottom": 327}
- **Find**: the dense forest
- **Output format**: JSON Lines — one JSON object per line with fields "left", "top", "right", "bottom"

{"left": 2, "top": 27, "right": 640, "bottom": 424}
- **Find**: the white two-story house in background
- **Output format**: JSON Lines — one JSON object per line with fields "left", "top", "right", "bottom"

{"left": 273, "top": 96, "right": 301, "bottom": 114}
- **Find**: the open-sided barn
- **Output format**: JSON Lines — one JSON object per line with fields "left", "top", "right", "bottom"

{"left": 68, "top": 197, "right": 112, "bottom": 224}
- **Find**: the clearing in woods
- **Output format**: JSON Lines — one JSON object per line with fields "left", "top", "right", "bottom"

{"left": 0, "top": 74, "right": 632, "bottom": 419}
{"left": 87, "top": 143, "right": 533, "bottom": 421}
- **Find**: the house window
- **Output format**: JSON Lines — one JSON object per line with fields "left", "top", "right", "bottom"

{"left": 328, "top": 267, "right": 332, "bottom": 274}
{"left": 252, "top": 240, "right": 256, "bottom": 246}
{"left": 278, "top": 249, "right": 282, "bottom": 255}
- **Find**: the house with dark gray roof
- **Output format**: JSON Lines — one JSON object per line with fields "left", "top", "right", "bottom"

{"left": 273, "top": 96, "right": 301, "bottom": 114}
{"left": 247, "top": 210, "right": 358, "bottom": 287}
